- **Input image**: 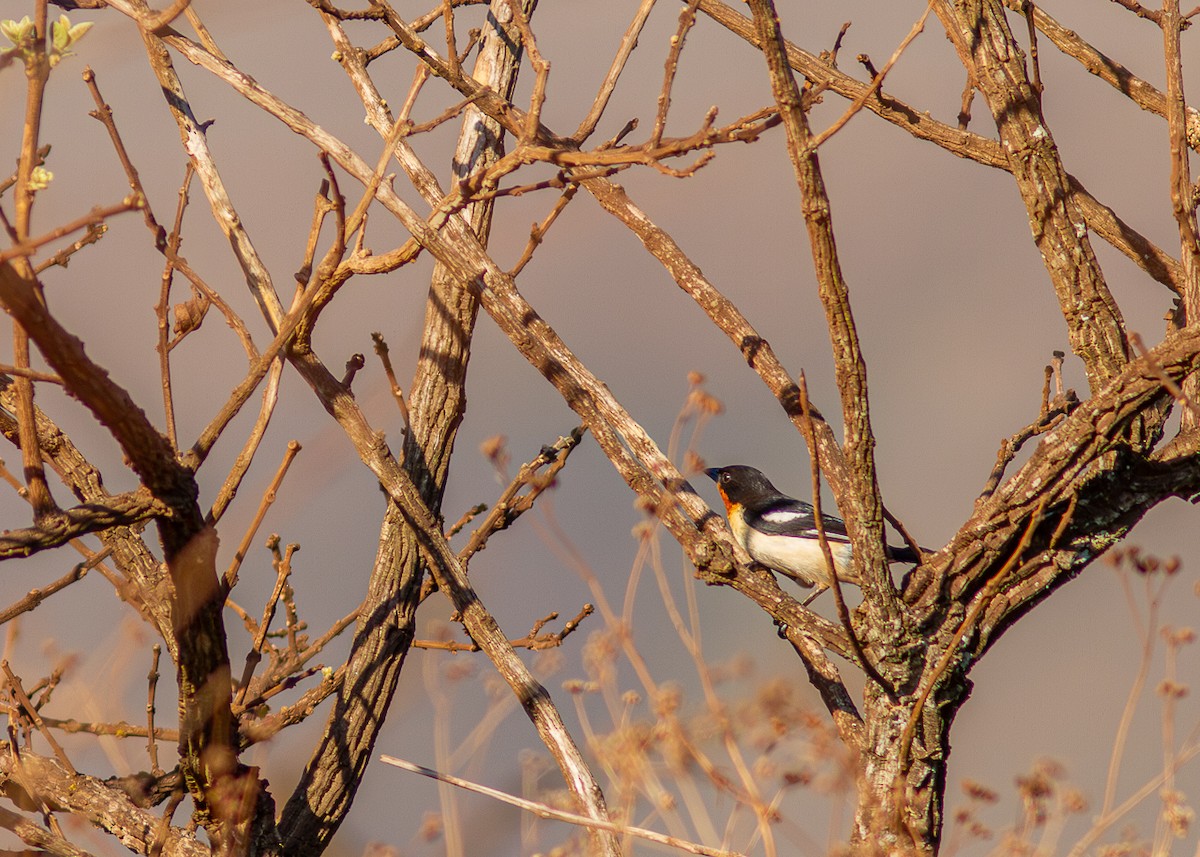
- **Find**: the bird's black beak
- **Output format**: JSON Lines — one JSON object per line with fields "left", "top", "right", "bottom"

{"left": 703, "top": 467, "right": 720, "bottom": 482}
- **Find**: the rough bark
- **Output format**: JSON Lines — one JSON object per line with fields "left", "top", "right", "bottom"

{"left": 275, "top": 5, "right": 537, "bottom": 855}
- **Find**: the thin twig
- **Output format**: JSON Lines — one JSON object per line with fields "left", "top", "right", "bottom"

{"left": 381, "top": 756, "right": 748, "bottom": 857}
{"left": 155, "top": 165, "right": 193, "bottom": 449}
{"left": 1023, "top": 2, "right": 1043, "bottom": 94}
{"left": 221, "top": 441, "right": 302, "bottom": 594}
{"left": 797, "top": 372, "right": 894, "bottom": 697}
{"left": 509, "top": 185, "right": 580, "bottom": 276}
{"left": 32, "top": 222, "right": 106, "bottom": 274}
{"left": 442, "top": 0, "right": 460, "bottom": 79}
{"left": 413, "top": 605, "right": 593, "bottom": 651}
{"left": 805, "top": 2, "right": 933, "bottom": 152}
{"left": 651, "top": 0, "right": 702, "bottom": 148}
{"left": 183, "top": 4, "right": 227, "bottom": 61}
{"left": 1, "top": 661, "right": 75, "bottom": 775}
{"left": 0, "top": 365, "right": 61, "bottom": 384}
{"left": 1132, "top": 332, "right": 1200, "bottom": 420}
{"left": 505, "top": 0, "right": 549, "bottom": 145}
{"left": 9, "top": 0, "right": 52, "bottom": 529}
{"left": 294, "top": 179, "right": 336, "bottom": 290}
{"left": 83, "top": 66, "right": 166, "bottom": 247}
{"left": 206, "top": 363, "right": 288, "bottom": 524}
{"left": 1161, "top": 0, "right": 1200, "bottom": 429}
{"left": 573, "top": 0, "right": 658, "bottom": 142}
{"left": 146, "top": 644, "right": 162, "bottom": 774}
{"left": 370, "top": 332, "right": 411, "bottom": 430}
{"left": 0, "top": 560, "right": 89, "bottom": 626}
{"left": 148, "top": 788, "right": 186, "bottom": 857}
{"left": 0, "top": 804, "right": 97, "bottom": 857}
{"left": 459, "top": 427, "right": 586, "bottom": 563}
{"left": 444, "top": 502, "right": 487, "bottom": 539}
{"left": 234, "top": 543, "right": 297, "bottom": 709}
{"left": 0, "top": 196, "right": 145, "bottom": 264}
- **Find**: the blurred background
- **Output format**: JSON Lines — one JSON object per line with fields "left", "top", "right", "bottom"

{"left": 1, "top": 0, "right": 1198, "bottom": 854}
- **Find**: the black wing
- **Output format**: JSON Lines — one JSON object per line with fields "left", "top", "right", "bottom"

{"left": 744, "top": 499, "right": 852, "bottom": 543}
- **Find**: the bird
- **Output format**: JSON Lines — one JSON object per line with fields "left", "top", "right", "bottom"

{"left": 704, "top": 464, "right": 923, "bottom": 604}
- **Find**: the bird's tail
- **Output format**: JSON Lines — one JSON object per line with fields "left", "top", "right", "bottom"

{"left": 887, "top": 544, "right": 926, "bottom": 565}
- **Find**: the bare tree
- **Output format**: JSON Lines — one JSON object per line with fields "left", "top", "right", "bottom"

{"left": 0, "top": 0, "right": 1198, "bottom": 855}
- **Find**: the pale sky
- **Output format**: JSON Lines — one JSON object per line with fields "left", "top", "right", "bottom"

{"left": 1, "top": 1, "right": 1198, "bottom": 855}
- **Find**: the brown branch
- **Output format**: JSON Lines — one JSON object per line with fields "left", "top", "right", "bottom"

{"left": 0, "top": 751, "right": 208, "bottom": 857}
{"left": 1132, "top": 331, "right": 1200, "bottom": 421}
{"left": 2, "top": 662, "right": 75, "bottom": 774}
{"left": 0, "top": 491, "right": 168, "bottom": 560}
{"left": 413, "top": 604, "right": 594, "bottom": 651}
{"left": 896, "top": 499, "right": 1047, "bottom": 777}
{"left": 805, "top": 3, "right": 933, "bottom": 152}
{"left": 206, "top": 363, "right": 287, "bottom": 525}
{"left": 651, "top": 0, "right": 702, "bottom": 148}
{"left": 444, "top": 503, "right": 487, "bottom": 539}
{"left": 233, "top": 543, "right": 298, "bottom": 709}
{"left": 573, "top": 0, "right": 657, "bottom": 142}
{"left": 146, "top": 644, "right": 162, "bottom": 774}
{"left": 1004, "top": 0, "right": 1200, "bottom": 149}
{"left": 381, "top": 755, "right": 746, "bottom": 857}
{"left": 508, "top": 184, "right": 579, "bottom": 276}
{"left": 8, "top": 3, "right": 51, "bottom": 546}
{"left": 369, "top": 332, "right": 410, "bottom": 430}
{"left": 0, "top": 557, "right": 93, "bottom": 625}
{"left": 747, "top": 0, "right": 900, "bottom": 624}
{"left": 977, "top": 361, "right": 1080, "bottom": 503}
{"left": 221, "top": 441, "right": 301, "bottom": 594}
{"left": 694, "top": 0, "right": 1185, "bottom": 295}
{"left": 82, "top": 66, "right": 166, "bottom": 247}
{"left": 1162, "top": 0, "right": 1200, "bottom": 431}
{"left": 796, "top": 372, "right": 892, "bottom": 696}
{"left": 32, "top": 222, "right": 106, "bottom": 274}
{"left": 0, "top": 804, "right": 97, "bottom": 857}
{"left": 459, "top": 426, "right": 585, "bottom": 563}
{"left": 294, "top": 178, "right": 335, "bottom": 290}
{"left": 0, "top": 196, "right": 145, "bottom": 264}
{"left": 1111, "top": 0, "right": 1165, "bottom": 24}
{"left": 0, "top": 365, "right": 60, "bottom": 384}
{"left": 1023, "top": 2, "right": 1043, "bottom": 94}
{"left": 36, "top": 715, "right": 179, "bottom": 743}
{"left": 933, "top": 0, "right": 1130, "bottom": 392}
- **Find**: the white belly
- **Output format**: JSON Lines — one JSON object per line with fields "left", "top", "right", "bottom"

{"left": 742, "top": 527, "right": 855, "bottom": 588}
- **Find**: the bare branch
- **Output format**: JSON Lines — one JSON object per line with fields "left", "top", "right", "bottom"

{"left": 695, "top": 0, "right": 1185, "bottom": 295}
{"left": 747, "top": 0, "right": 899, "bottom": 622}
{"left": 381, "top": 755, "right": 748, "bottom": 857}
{"left": 0, "top": 752, "right": 208, "bottom": 857}
{"left": 0, "top": 491, "right": 167, "bottom": 560}
{"left": 933, "top": 0, "right": 1130, "bottom": 391}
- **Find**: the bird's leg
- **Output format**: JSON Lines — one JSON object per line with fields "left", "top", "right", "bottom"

{"left": 801, "top": 586, "right": 828, "bottom": 608}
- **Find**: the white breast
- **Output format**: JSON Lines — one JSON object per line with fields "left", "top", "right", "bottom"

{"left": 742, "top": 528, "right": 855, "bottom": 588}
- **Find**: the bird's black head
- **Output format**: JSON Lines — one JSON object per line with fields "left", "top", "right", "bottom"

{"left": 704, "top": 465, "right": 782, "bottom": 504}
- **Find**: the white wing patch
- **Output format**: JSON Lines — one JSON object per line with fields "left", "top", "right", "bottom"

{"left": 761, "top": 508, "right": 807, "bottom": 525}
